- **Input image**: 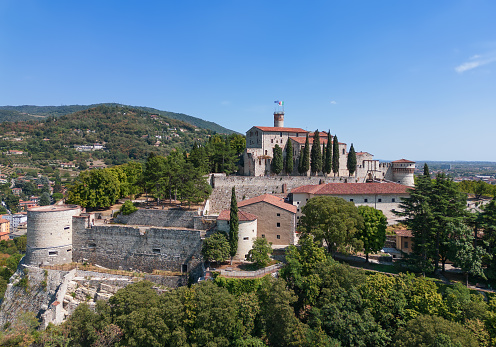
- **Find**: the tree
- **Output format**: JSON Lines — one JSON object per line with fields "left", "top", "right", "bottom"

{"left": 357, "top": 206, "right": 387, "bottom": 262}
{"left": 310, "top": 130, "right": 322, "bottom": 175}
{"left": 301, "top": 134, "right": 310, "bottom": 175}
{"left": 66, "top": 168, "right": 121, "bottom": 209}
{"left": 229, "top": 187, "right": 239, "bottom": 264}
{"left": 332, "top": 135, "right": 339, "bottom": 176}
{"left": 39, "top": 192, "right": 51, "bottom": 206}
{"left": 119, "top": 200, "right": 137, "bottom": 215}
{"left": 324, "top": 131, "right": 332, "bottom": 176}
{"left": 423, "top": 163, "right": 430, "bottom": 177}
{"left": 202, "top": 232, "right": 230, "bottom": 263}
{"left": 299, "top": 196, "right": 364, "bottom": 254}
{"left": 395, "top": 166, "right": 435, "bottom": 274}
{"left": 285, "top": 138, "right": 293, "bottom": 175}
{"left": 347, "top": 143, "right": 357, "bottom": 176}
{"left": 393, "top": 314, "right": 478, "bottom": 347}
{"left": 448, "top": 222, "right": 490, "bottom": 286}
{"left": 246, "top": 238, "right": 273, "bottom": 268}
{"left": 271, "top": 144, "right": 283, "bottom": 175}
{"left": 478, "top": 198, "right": 496, "bottom": 279}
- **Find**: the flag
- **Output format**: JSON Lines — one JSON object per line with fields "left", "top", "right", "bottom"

{"left": 274, "top": 101, "right": 284, "bottom": 106}
{"left": 274, "top": 100, "right": 279, "bottom": 104}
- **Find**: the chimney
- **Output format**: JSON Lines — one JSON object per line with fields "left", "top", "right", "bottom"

{"left": 274, "top": 111, "right": 284, "bottom": 127}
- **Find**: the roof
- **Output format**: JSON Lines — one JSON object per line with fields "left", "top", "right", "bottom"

{"left": 291, "top": 182, "right": 410, "bottom": 195}
{"left": 392, "top": 159, "right": 415, "bottom": 163}
{"left": 253, "top": 126, "right": 308, "bottom": 133}
{"left": 238, "top": 194, "right": 297, "bottom": 213}
{"left": 395, "top": 229, "right": 413, "bottom": 237}
{"left": 0, "top": 218, "right": 9, "bottom": 224}
{"left": 356, "top": 152, "right": 372, "bottom": 156}
{"left": 217, "top": 210, "right": 258, "bottom": 221}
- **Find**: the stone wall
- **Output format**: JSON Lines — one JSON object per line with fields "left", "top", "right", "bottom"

{"left": 114, "top": 208, "right": 197, "bottom": 229}
{"left": 208, "top": 175, "right": 353, "bottom": 214}
{"left": 72, "top": 219, "right": 203, "bottom": 279}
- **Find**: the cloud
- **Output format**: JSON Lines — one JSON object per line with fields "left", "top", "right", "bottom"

{"left": 330, "top": 100, "right": 337, "bottom": 104}
{"left": 455, "top": 52, "right": 496, "bottom": 73}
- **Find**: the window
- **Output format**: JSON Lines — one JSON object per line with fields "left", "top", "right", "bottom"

{"left": 250, "top": 131, "right": 253, "bottom": 136}
{"left": 280, "top": 132, "right": 282, "bottom": 137}
{"left": 277, "top": 213, "right": 280, "bottom": 216}
{"left": 297, "top": 216, "right": 300, "bottom": 219}
{"left": 306, "top": 199, "right": 308, "bottom": 201}
{"left": 277, "top": 223, "right": 281, "bottom": 227}
{"left": 262, "top": 234, "right": 265, "bottom": 238}
{"left": 64, "top": 226, "right": 70, "bottom": 230}
{"left": 297, "top": 208, "right": 300, "bottom": 212}
{"left": 265, "top": 150, "right": 267, "bottom": 155}
{"left": 88, "top": 243, "right": 96, "bottom": 248}
{"left": 152, "top": 248, "right": 161, "bottom": 254}
{"left": 182, "top": 264, "right": 188, "bottom": 273}
{"left": 392, "top": 198, "right": 396, "bottom": 202}
{"left": 271, "top": 139, "right": 274, "bottom": 143}
{"left": 378, "top": 198, "right": 382, "bottom": 202}
{"left": 404, "top": 241, "right": 408, "bottom": 248}
{"left": 67, "top": 249, "right": 71, "bottom": 252}
{"left": 49, "top": 251, "right": 58, "bottom": 256}
{"left": 277, "top": 235, "right": 281, "bottom": 239}
{"left": 343, "top": 148, "right": 345, "bottom": 155}
{"left": 364, "top": 199, "right": 368, "bottom": 203}
{"left": 243, "top": 237, "right": 249, "bottom": 240}
{"left": 350, "top": 199, "right": 354, "bottom": 202}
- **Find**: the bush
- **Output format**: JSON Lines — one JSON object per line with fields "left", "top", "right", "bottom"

{"left": 247, "top": 238, "right": 273, "bottom": 268}
{"left": 119, "top": 201, "right": 137, "bottom": 216}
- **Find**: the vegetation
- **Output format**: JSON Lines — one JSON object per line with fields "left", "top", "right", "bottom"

{"left": 332, "top": 134, "right": 339, "bottom": 176}
{"left": 310, "top": 130, "right": 322, "bottom": 175}
{"left": 347, "top": 143, "right": 357, "bottom": 176}
{"left": 247, "top": 238, "right": 273, "bottom": 268}
{"left": 324, "top": 131, "right": 332, "bottom": 176}
{"left": 298, "top": 133, "right": 310, "bottom": 175}
{"left": 357, "top": 206, "right": 387, "bottom": 262}
{"left": 284, "top": 139, "right": 293, "bottom": 174}
{"left": 201, "top": 232, "right": 230, "bottom": 264}
{"left": 229, "top": 187, "right": 239, "bottom": 264}
{"left": 119, "top": 201, "right": 138, "bottom": 216}
{"left": 271, "top": 144, "right": 283, "bottom": 175}
{"left": 299, "top": 196, "right": 364, "bottom": 254}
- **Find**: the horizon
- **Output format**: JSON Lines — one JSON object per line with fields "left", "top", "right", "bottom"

{"left": 1, "top": 1, "right": 495, "bottom": 161}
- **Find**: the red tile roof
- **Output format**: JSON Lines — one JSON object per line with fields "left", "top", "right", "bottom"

{"left": 291, "top": 182, "right": 410, "bottom": 195}
{"left": 395, "top": 229, "right": 413, "bottom": 237}
{"left": 289, "top": 137, "right": 345, "bottom": 145}
{"left": 238, "top": 194, "right": 297, "bottom": 213}
{"left": 392, "top": 159, "right": 415, "bottom": 163}
{"left": 217, "top": 210, "right": 258, "bottom": 221}
{"left": 356, "top": 152, "right": 372, "bottom": 156}
{"left": 253, "top": 126, "right": 308, "bottom": 133}
{"left": 0, "top": 218, "right": 9, "bottom": 224}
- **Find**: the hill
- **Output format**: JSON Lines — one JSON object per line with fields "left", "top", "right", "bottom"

{"left": 0, "top": 105, "right": 216, "bottom": 167}
{"left": 0, "top": 104, "right": 236, "bottom": 134}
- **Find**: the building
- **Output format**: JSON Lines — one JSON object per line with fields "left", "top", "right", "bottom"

{"left": 291, "top": 182, "right": 410, "bottom": 223}
{"left": 0, "top": 217, "right": 10, "bottom": 241}
{"left": 242, "top": 111, "right": 415, "bottom": 187}
{"left": 217, "top": 210, "right": 258, "bottom": 260}
{"left": 19, "top": 200, "right": 39, "bottom": 211}
{"left": 3, "top": 212, "right": 27, "bottom": 230}
{"left": 234, "top": 194, "right": 297, "bottom": 248}
{"left": 395, "top": 229, "right": 413, "bottom": 255}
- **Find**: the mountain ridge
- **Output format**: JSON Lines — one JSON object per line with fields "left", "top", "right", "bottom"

{"left": 0, "top": 103, "right": 237, "bottom": 134}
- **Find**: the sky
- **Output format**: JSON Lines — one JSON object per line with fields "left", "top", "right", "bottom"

{"left": 0, "top": 1, "right": 495, "bottom": 161}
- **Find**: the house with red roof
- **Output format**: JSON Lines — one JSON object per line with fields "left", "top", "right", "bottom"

{"left": 217, "top": 194, "right": 297, "bottom": 253}
{"left": 291, "top": 182, "right": 410, "bottom": 223}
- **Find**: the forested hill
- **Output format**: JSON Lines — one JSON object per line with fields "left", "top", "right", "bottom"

{"left": 0, "top": 104, "right": 236, "bottom": 134}
{"left": 0, "top": 105, "right": 218, "bottom": 165}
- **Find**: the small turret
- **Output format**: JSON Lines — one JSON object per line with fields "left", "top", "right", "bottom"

{"left": 274, "top": 112, "right": 284, "bottom": 127}
{"left": 391, "top": 159, "right": 415, "bottom": 187}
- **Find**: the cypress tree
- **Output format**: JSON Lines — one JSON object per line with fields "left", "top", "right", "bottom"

{"left": 347, "top": 143, "right": 357, "bottom": 176}
{"left": 423, "top": 163, "right": 430, "bottom": 177}
{"left": 285, "top": 139, "right": 293, "bottom": 175}
{"left": 332, "top": 135, "right": 339, "bottom": 176}
{"left": 301, "top": 133, "right": 310, "bottom": 175}
{"left": 271, "top": 144, "right": 283, "bottom": 175}
{"left": 324, "top": 131, "right": 332, "bottom": 175}
{"left": 229, "top": 186, "right": 239, "bottom": 264}
{"left": 310, "top": 130, "right": 322, "bottom": 175}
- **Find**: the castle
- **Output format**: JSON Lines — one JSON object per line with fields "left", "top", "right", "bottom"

{"left": 242, "top": 112, "right": 415, "bottom": 187}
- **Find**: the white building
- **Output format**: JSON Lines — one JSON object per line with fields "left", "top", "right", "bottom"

{"left": 216, "top": 210, "right": 258, "bottom": 261}
{"left": 291, "top": 182, "right": 410, "bottom": 224}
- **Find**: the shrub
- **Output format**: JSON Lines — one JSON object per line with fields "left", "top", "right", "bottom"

{"left": 119, "top": 201, "right": 137, "bottom": 216}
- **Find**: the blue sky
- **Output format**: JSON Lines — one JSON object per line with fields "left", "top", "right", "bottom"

{"left": 1, "top": 0, "right": 495, "bottom": 161}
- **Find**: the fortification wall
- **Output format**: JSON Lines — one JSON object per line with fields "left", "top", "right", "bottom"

{"left": 114, "top": 208, "right": 197, "bottom": 229}
{"left": 208, "top": 175, "right": 356, "bottom": 214}
{"left": 72, "top": 220, "right": 203, "bottom": 279}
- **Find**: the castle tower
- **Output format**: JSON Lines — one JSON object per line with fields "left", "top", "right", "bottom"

{"left": 25, "top": 205, "right": 81, "bottom": 266}
{"left": 391, "top": 159, "right": 415, "bottom": 187}
{"left": 274, "top": 112, "right": 284, "bottom": 127}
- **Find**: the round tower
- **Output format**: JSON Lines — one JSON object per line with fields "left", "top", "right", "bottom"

{"left": 392, "top": 159, "right": 415, "bottom": 187}
{"left": 25, "top": 205, "right": 81, "bottom": 266}
{"left": 274, "top": 112, "right": 284, "bottom": 127}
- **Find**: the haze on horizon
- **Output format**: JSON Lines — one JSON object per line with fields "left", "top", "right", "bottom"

{"left": 0, "top": 0, "right": 495, "bottom": 162}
